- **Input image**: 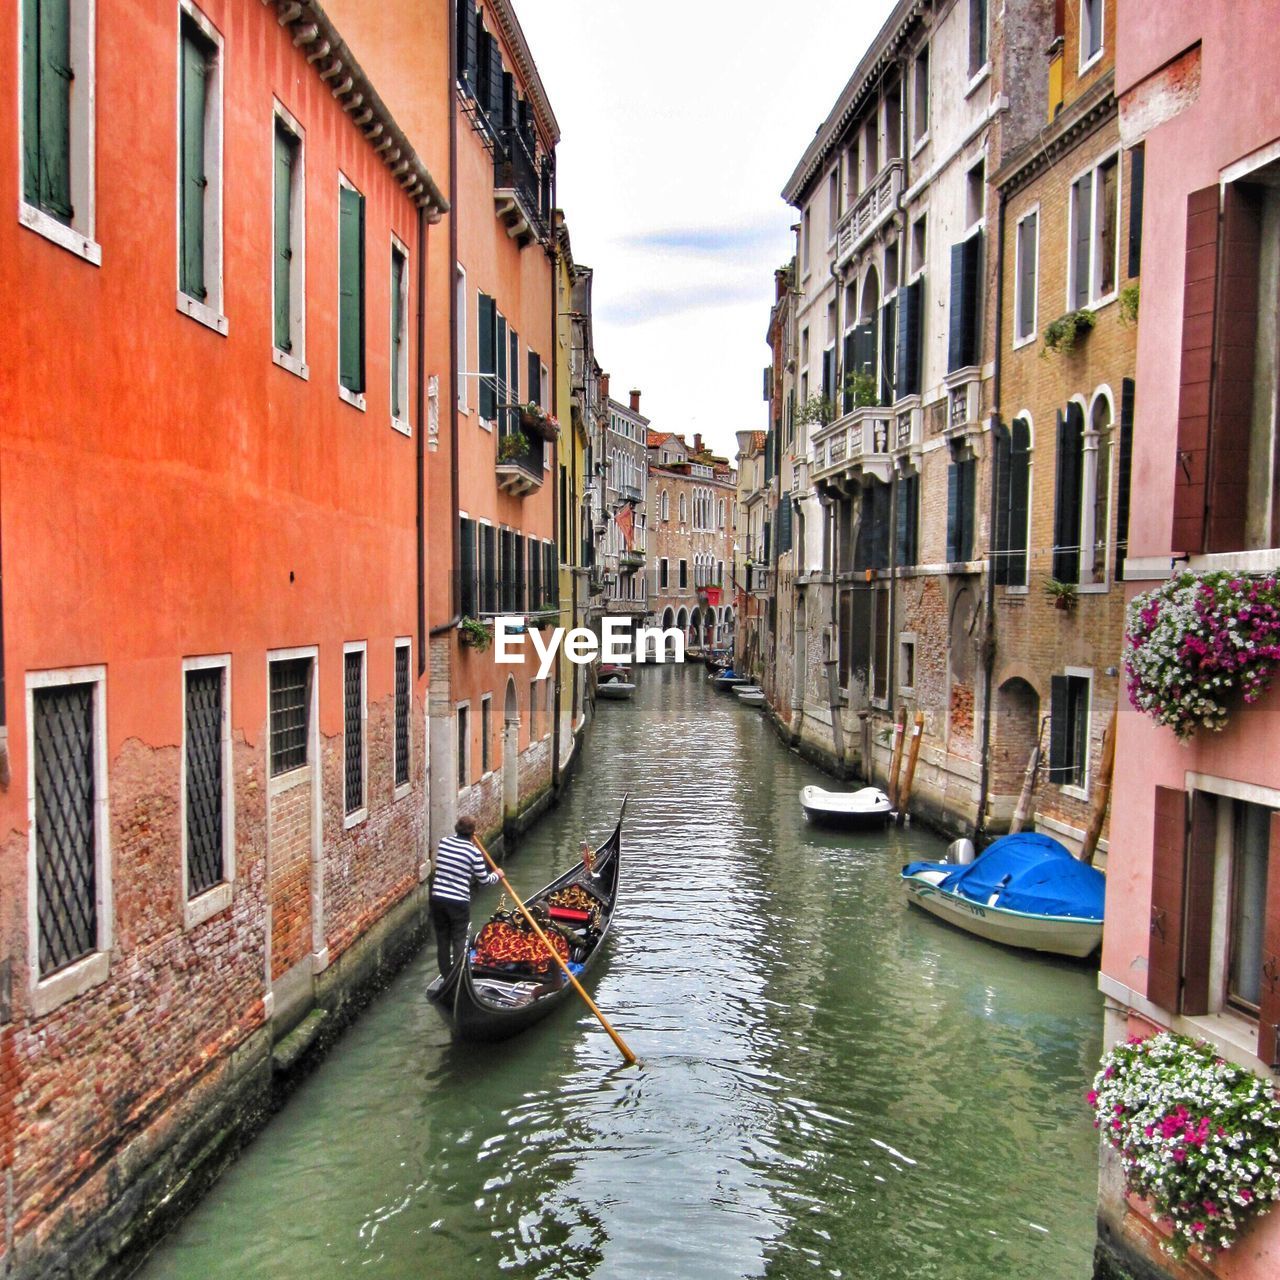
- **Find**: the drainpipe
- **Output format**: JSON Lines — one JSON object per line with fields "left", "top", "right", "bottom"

{"left": 550, "top": 191, "right": 563, "bottom": 796}
{"left": 431, "top": 0, "right": 462, "bottom": 646}
{"left": 975, "top": 185, "right": 1007, "bottom": 844}
{"left": 0, "top": 509, "right": 7, "bottom": 791}
{"left": 416, "top": 203, "right": 428, "bottom": 676}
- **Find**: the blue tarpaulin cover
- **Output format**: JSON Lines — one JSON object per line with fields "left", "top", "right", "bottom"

{"left": 902, "top": 832, "right": 1105, "bottom": 921}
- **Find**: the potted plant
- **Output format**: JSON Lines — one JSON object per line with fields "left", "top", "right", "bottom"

{"left": 458, "top": 616, "right": 491, "bottom": 651}
{"left": 496, "top": 432, "right": 528, "bottom": 463}
{"left": 1119, "top": 282, "right": 1139, "bottom": 328}
{"left": 1043, "top": 577, "right": 1078, "bottom": 611}
{"left": 795, "top": 394, "right": 836, "bottom": 427}
{"left": 1089, "top": 1031, "right": 1280, "bottom": 1259}
{"left": 1125, "top": 570, "right": 1280, "bottom": 739}
{"left": 519, "top": 401, "right": 560, "bottom": 442}
{"left": 844, "top": 370, "right": 880, "bottom": 409}
{"left": 1041, "top": 308, "right": 1097, "bottom": 357}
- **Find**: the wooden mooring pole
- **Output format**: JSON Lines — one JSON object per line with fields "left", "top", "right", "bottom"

{"left": 896, "top": 709, "right": 925, "bottom": 825}
{"left": 887, "top": 706, "right": 907, "bottom": 808}
{"left": 1010, "top": 716, "right": 1048, "bottom": 835}
{"left": 1080, "top": 707, "right": 1118, "bottom": 866}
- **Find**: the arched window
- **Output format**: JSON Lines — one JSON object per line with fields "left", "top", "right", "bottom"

{"left": 1082, "top": 393, "right": 1113, "bottom": 585}
{"left": 994, "top": 416, "right": 1031, "bottom": 586}
{"left": 1052, "top": 401, "right": 1086, "bottom": 583}
{"left": 660, "top": 490, "right": 669, "bottom": 522}
{"left": 679, "top": 493, "right": 687, "bottom": 524}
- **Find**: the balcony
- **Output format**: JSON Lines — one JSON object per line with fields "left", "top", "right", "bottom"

{"left": 494, "top": 127, "right": 548, "bottom": 247}
{"left": 495, "top": 428, "right": 545, "bottom": 496}
{"left": 746, "top": 563, "right": 773, "bottom": 596}
{"left": 617, "top": 481, "right": 644, "bottom": 505}
{"left": 892, "top": 403, "right": 922, "bottom": 457}
{"left": 810, "top": 406, "right": 893, "bottom": 485}
{"left": 835, "top": 160, "right": 904, "bottom": 269}
{"left": 620, "top": 548, "right": 645, "bottom": 571}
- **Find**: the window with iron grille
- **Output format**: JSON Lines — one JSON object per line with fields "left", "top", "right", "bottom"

{"left": 33, "top": 681, "right": 98, "bottom": 976}
{"left": 344, "top": 649, "right": 365, "bottom": 816}
{"left": 394, "top": 643, "right": 410, "bottom": 789}
{"left": 481, "top": 695, "right": 492, "bottom": 773}
{"left": 269, "top": 656, "right": 311, "bottom": 776}
{"left": 185, "top": 666, "right": 225, "bottom": 897}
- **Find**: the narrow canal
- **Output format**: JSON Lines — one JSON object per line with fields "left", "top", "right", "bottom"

{"left": 142, "top": 664, "right": 1103, "bottom": 1280}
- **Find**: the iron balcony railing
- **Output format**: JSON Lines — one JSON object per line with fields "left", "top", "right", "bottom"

{"left": 836, "top": 160, "right": 904, "bottom": 268}
{"left": 494, "top": 126, "right": 548, "bottom": 240}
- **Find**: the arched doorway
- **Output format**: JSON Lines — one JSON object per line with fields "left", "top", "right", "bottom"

{"left": 503, "top": 676, "right": 520, "bottom": 825}
{"left": 662, "top": 606, "right": 675, "bottom": 630}
{"left": 995, "top": 677, "right": 1040, "bottom": 803}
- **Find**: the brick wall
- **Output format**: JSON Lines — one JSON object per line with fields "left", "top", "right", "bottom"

{"left": 269, "top": 777, "right": 314, "bottom": 980}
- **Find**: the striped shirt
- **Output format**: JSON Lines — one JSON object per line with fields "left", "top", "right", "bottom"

{"left": 431, "top": 834, "right": 498, "bottom": 904}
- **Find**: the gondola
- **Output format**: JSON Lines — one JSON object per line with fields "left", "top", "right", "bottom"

{"left": 426, "top": 801, "right": 625, "bottom": 1042}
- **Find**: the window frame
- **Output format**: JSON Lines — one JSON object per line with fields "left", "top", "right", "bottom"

{"left": 910, "top": 42, "right": 930, "bottom": 153}
{"left": 26, "top": 664, "right": 111, "bottom": 1016}
{"left": 394, "top": 637, "right": 412, "bottom": 799}
{"left": 455, "top": 700, "right": 471, "bottom": 793}
{"left": 337, "top": 171, "right": 367, "bottom": 409}
{"left": 175, "top": 0, "right": 226, "bottom": 334}
{"left": 18, "top": 0, "right": 100, "bottom": 264}
{"left": 271, "top": 100, "right": 307, "bottom": 378}
{"left": 1058, "top": 667, "right": 1093, "bottom": 800}
{"left": 1079, "top": 0, "right": 1105, "bottom": 75}
{"left": 480, "top": 693, "right": 493, "bottom": 777}
{"left": 456, "top": 263, "right": 469, "bottom": 412}
{"left": 390, "top": 233, "right": 411, "bottom": 435}
{"left": 1013, "top": 204, "right": 1040, "bottom": 347}
{"left": 1066, "top": 150, "right": 1122, "bottom": 312}
{"left": 267, "top": 647, "right": 316, "bottom": 783}
{"left": 181, "top": 653, "right": 234, "bottom": 929}
{"left": 342, "top": 641, "right": 368, "bottom": 828}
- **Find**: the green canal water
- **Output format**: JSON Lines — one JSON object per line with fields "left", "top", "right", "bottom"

{"left": 142, "top": 664, "right": 1104, "bottom": 1280}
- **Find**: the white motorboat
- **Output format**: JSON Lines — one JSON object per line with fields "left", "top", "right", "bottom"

{"left": 736, "top": 688, "right": 765, "bottom": 706}
{"left": 900, "top": 832, "right": 1104, "bottom": 960}
{"left": 799, "top": 785, "right": 892, "bottom": 829}
{"left": 596, "top": 680, "right": 635, "bottom": 701}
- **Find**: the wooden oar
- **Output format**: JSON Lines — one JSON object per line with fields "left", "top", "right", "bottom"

{"left": 473, "top": 835, "right": 638, "bottom": 1067}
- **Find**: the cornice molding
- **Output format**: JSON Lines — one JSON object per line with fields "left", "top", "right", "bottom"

{"left": 488, "top": 0, "right": 561, "bottom": 146}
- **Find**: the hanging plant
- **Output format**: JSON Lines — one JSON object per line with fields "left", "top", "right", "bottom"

{"left": 1043, "top": 577, "right": 1078, "bottom": 611}
{"left": 459, "top": 616, "right": 492, "bottom": 651}
{"left": 1124, "top": 571, "right": 1280, "bottom": 739}
{"left": 1040, "top": 308, "right": 1097, "bottom": 357}
{"left": 1119, "top": 283, "right": 1140, "bottom": 328}
{"left": 1089, "top": 1032, "right": 1280, "bottom": 1259}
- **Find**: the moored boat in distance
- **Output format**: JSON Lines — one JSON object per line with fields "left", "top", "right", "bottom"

{"left": 799, "top": 785, "right": 891, "bottom": 828}
{"left": 427, "top": 803, "right": 625, "bottom": 1041}
{"left": 900, "top": 831, "right": 1104, "bottom": 960}
{"left": 734, "top": 686, "right": 765, "bottom": 706}
{"left": 596, "top": 680, "right": 636, "bottom": 700}
{"left": 712, "top": 669, "right": 750, "bottom": 689}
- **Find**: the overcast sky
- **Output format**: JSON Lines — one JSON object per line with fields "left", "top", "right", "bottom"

{"left": 515, "top": 0, "right": 897, "bottom": 460}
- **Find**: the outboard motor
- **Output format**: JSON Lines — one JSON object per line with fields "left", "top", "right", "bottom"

{"left": 946, "top": 837, "right": 976, "bottom": 866}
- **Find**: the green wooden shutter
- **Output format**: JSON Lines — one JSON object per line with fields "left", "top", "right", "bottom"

{"left": 880, "top": 298, "right": 896, "bottom": 405}
{"left": 946, "top": 462, "right": 960, "bottom": 562}
{"left": 496, "top": 314, "right": 508, "bottom": 433}
{"left": 24, "top": 0, "right": 73, "bottom": 220}
{"left": 897, "top": 279, "right": 922, "bottom": 397}
{"left": 180, "top": 23, "right": 210, "bottom": 299}
{"left": 947, "top": 241, "right": 965, "bottom": 372}
{"left": 1128, "top": 146, "right": 1145, "bottom": 278}
{"left": 1052, "top": 405, "right": 1083, "bottom": 581}
{"left": 459, "top": 517, "right": 476, "bottom": 617}
{"left": 841, "top": 331, "right": 856, "bottom": 411}
{"left": 273, "top": 124, "right": 294, "bottom": 351}
{"left": 514, "top": 534, "right": 526, "bottom": 612}
{"left": 478, "top": 294, "right": 495, "bottom": 419}
{"left": 1115, "top": 379, "right": 1135, "bottom": 579}
{"left": 339, "top": 185, "right": 366, "bottom": 392}
{"left": 993, "top": 422, "right": 1012, "bottom": 584}
{"left": 509, "top": 328, "right": 520, "bottom": 429}
{"left": 1072, "top": 173, "right": 1093, "bottom": 308}
{"left": 960, "top": 456, "right": 976, "bottom": 562}
{"left": 1008, "top": 419, "right": 1031, "bottom": 587}
{"left": 481, "top": 524, "right": 497, "bottom": 613}
{"left": 527, "top": 350, "right": 540, "bottom": 408}
{"left": 391, "top": 247, "right": 406, "bottom": 419}
{"left": 1047, "top": 675, "right": 1069, "bottom": 782}
{"left": 528, "top": 537, "right": 541, "bottom": 610}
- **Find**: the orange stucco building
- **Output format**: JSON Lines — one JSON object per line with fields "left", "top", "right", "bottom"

{"left": 0, "top": 0, "right": 448, "bottom": 1273}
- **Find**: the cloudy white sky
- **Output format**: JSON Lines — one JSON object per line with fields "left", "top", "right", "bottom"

{"left": 516, "top": 0, "right": 897, "bottom": 459}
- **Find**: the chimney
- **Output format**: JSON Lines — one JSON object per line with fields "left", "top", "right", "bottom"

{"left": 694, "top": 433, "right": 704, "bottom": 454}
{"left": 599, "top": 373, "right": 610, "bottom": 403}
{"left": 629, "top": 389, "right": 642, "bottom": 414}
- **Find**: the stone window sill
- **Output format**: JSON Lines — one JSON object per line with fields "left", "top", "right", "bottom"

{"left": 184, "top": 881, "right": 232, "bottom": 931}
{"left": 177, "top": 292, "right": 229, "bottom": 336}
{"left": 20, "top": 202, "right": 101, "bottom": 265}
{"left": 32, "top": 950, "right": 109, "bottom": 1018}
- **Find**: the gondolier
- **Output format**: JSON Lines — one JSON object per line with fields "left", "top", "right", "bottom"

{"left": 430, "top": 816, "right": 498, "bottom": 977}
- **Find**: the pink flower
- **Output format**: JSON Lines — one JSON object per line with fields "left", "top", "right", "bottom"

{"left": 1086, "top": 1090, "right": 1098, "bottom": 1106}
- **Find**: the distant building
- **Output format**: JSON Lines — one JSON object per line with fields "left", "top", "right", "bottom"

{"left": 602, "top": 391, "right": 650, "bottom": 626}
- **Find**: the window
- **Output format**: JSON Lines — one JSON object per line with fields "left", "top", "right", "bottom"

{"left": 343, "top": 646, "right": 366, "bottom": 821}
{"left": 1048, "top": 671, "right": 1090, "bottom": 790}
{"left": 338, "top": 177, "right": 366, "bottom": 402}
{"left": 910, "top": 215, "right": 927, "bottom": 276}
{"left": 269, "top": 656, "right": 312, "bottom": 776}
{"left": 912, "top": 46, "right": 929, "bottom": 145}
{"left": 1052, "top": 403, "right": 1085, "bottom": 582}
{"left": 899, "top": 635, "right": 916, "bottom": 694}
{"left": 802, "top": 208, "right": 811, "bottom": 274}
{"left": 1128, "top": 145, "right": 1144, "bottom": 278}
{"left": 896, "top": 470, "right": 919, "bottom": 567}
{"left": 1069, "top": 154, "right": 1119, "bottom": 309}
{"left": 1080, "top": 0, "right": 1104, "bottom": 70}
{"left": 528, "top": 679, "right": 538, "bottom": 740}
{"left": 183, "top": 657, "right": 231, "bottom": 910}
{"left": 679, "top": 493, "right": 687, "bottom": 524}
{"left": 659, "top": 557, "right": 669, "bottom": 589}
{"left": 177, "top": 5, "right": 224, "bottom": 331}
{"left": 28, "top": 668, "right": 108, "bottom": 989}
{"left": 679, "top": 559, "right": 688, "bottom": 589}
{"left": 828, "top": 170, "right": 839, "bottom": 232}
{"left": 480, "top": 522, "right": 497, "bottom": 614}
{"left": 862, "top": 115, "right": 878, "bottom": 187}
{"left": 966, "top": 162, "right": 985, "bottom": 231}
{"left": 391, "top": 239, "right": 410, "bottom": 431}
{"left": 1081, "top": 395, "right": 1113, "bottom": 586}
{"left": 994, "top": 417, "right": 1031, "bottom": 586}
{"left": 272, "top": 108, "right": 305, "bottom": 374}
{"left": 947, "top": 231, "right": 982, "bottom": 372}
{"left": 946, "top": 450, "right": 977, "bottom": 563}
{"left": 456, "top": 703, "right": 469, "bottom": 790}
{"left": 20, "top": 0, "right": 99, "bottom": 263}
{"left": 480, "top": 695, "right": 492, "bottom": 774}
{"left": 660, "top": 490, "right": 669, "bottom": 522}
{"left": 968, "top": 0, "right": 988, "bottom": 76}
{"left": 885, "top": 79, "right": 902, "bottom": 163}
{"left": 1014, "top": 208, "right": 1039, "bottom": 343}
{"left": 1149, "top": 783, "right": 1280, "bottom": 1064}
{"left": 394, "top": 640, "right": 410, "bottom": 792}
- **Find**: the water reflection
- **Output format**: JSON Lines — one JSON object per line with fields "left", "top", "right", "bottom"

{"left": 143, "top": 663, "right": 1101, "bottom": 1280}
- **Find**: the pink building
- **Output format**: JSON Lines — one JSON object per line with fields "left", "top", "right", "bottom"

{"left": 1099, "top": 3, "right": 1280, "bottom": 1276}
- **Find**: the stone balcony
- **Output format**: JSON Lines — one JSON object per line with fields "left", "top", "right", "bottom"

{"left": 810, "top": 406, "right": 893, "bottom": 485}
{"left": 835, "top": 160, "right": 904, "bottom": 269}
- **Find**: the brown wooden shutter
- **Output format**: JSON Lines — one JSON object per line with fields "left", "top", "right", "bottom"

{"left": 1149, "top": 786, "right": 1188, "bottom": 1012}
{"left": 1205, "top": 183, "right": 1262, "bottom": 553}
{"left": 1258, "top": 811, "right": 1280, "bottom": 1067}
{"left": 1172, "top": 187, "right": 1219, "bottom": 554}
{"left": 1180, "top": 794, "right": 1218, "bottom": 1016}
